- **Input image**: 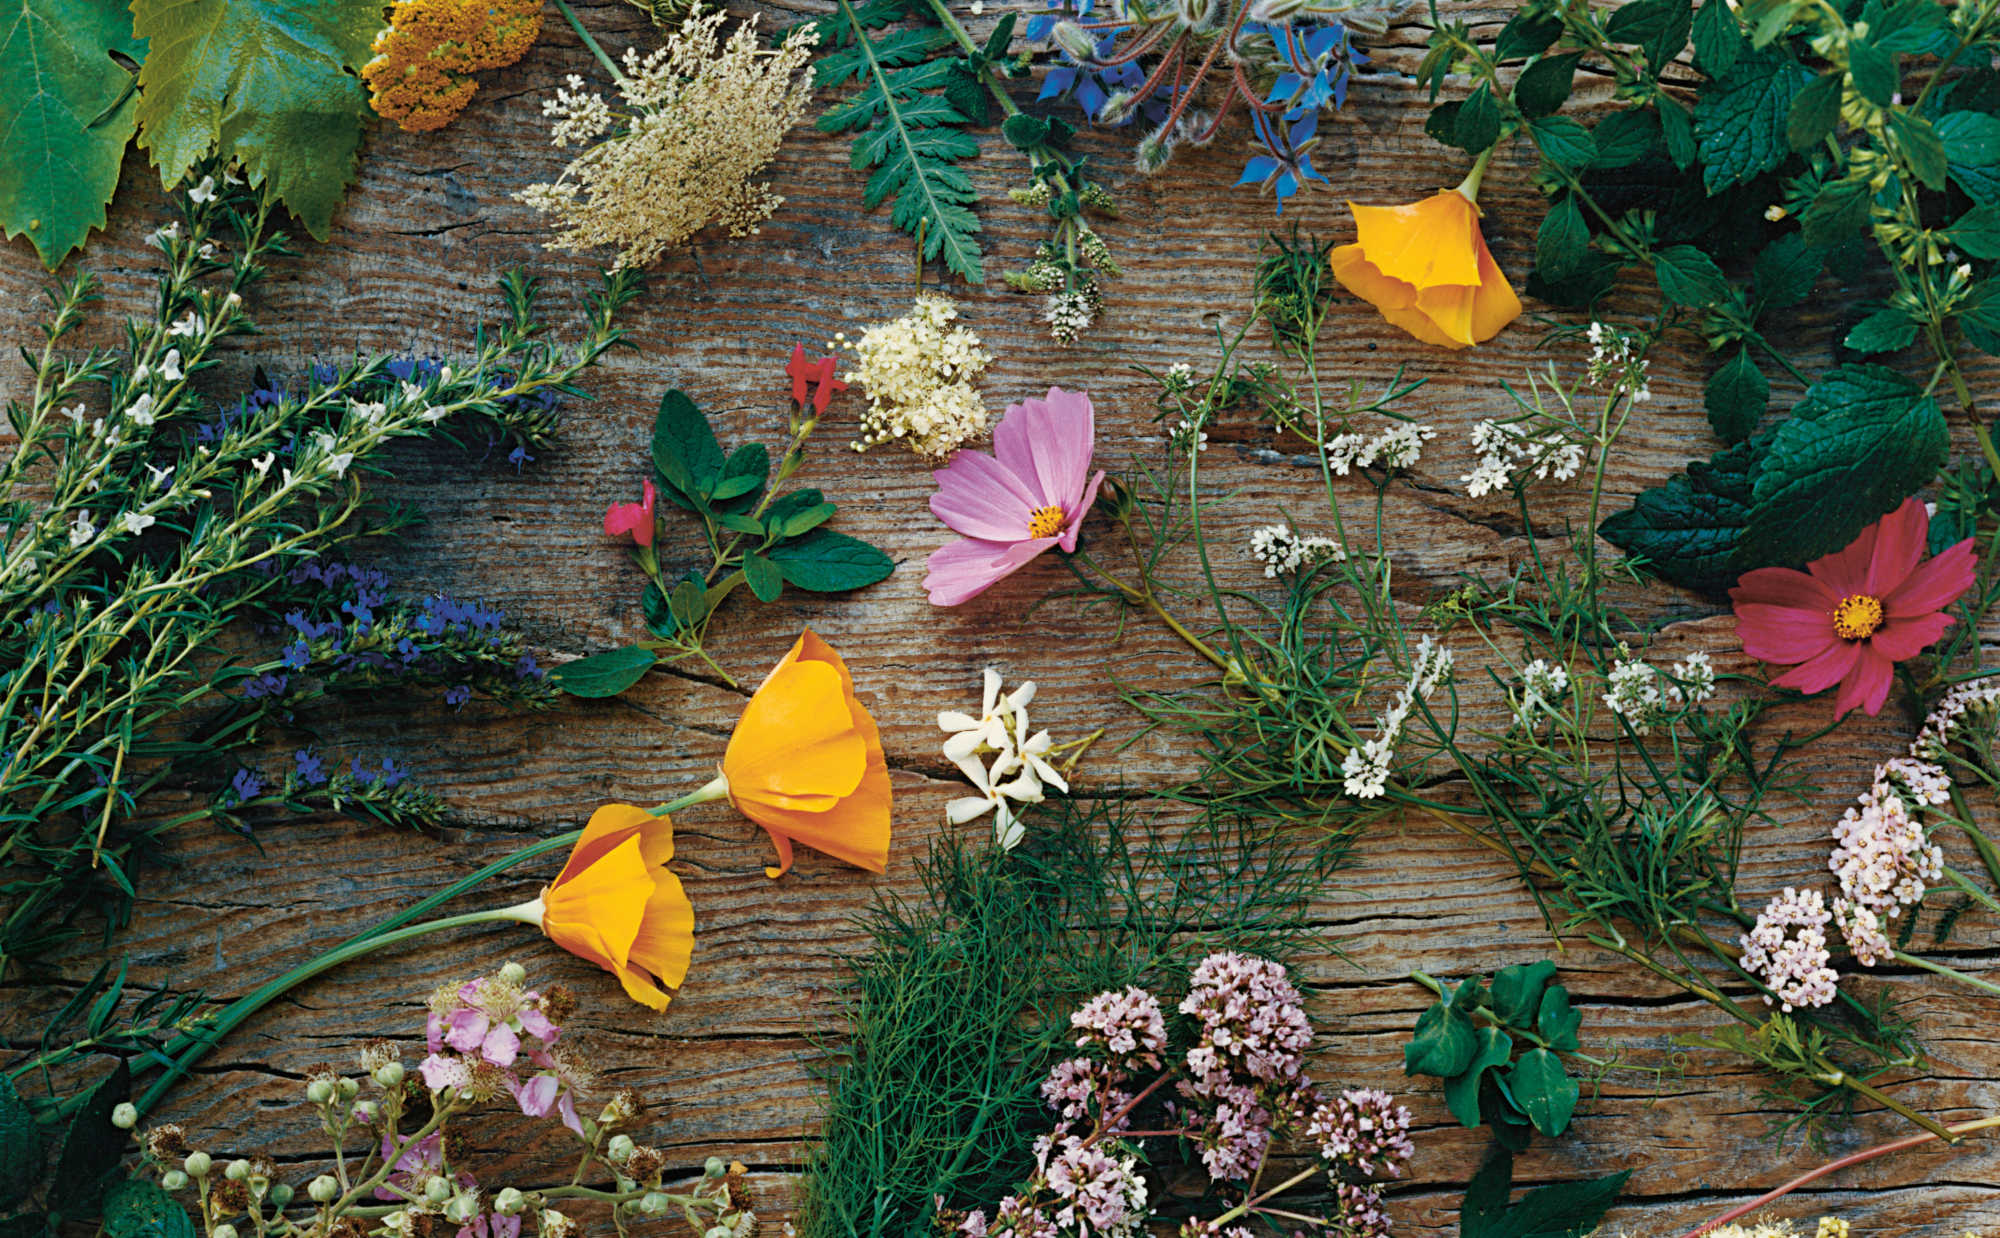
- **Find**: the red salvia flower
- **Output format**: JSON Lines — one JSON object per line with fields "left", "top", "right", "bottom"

{"left": 785, "top": 344, "right": 846, "bottom": 413}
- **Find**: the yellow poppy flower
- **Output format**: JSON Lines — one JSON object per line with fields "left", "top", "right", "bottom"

{"left": 1329, "top": 178, "right": 1522, "bottom": 350}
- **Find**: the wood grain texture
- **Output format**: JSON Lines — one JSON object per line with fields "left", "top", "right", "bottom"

{"left": 4, "top": 1, "right": 2000, "bottom": 1231}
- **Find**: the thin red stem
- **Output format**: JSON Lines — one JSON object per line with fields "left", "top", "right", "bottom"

{"left": 1091, "top": 21, "right": 1172, "bottom": 66}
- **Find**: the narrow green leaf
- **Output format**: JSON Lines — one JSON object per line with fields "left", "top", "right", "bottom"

{"left": 1590, "top": 109, "right": 1661, "bottom": 169}
{"left": 1691, "top": 0, "right": 1744, "bottom": 75}
{"left": 1495, "top": 11, "right": 1564, "bottom": 60}
{"left": 551, "top": 646, "right": 658, "bottom": 698}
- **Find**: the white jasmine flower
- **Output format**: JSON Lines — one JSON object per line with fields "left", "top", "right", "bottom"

{"left": 68, "top": 513, "right": 96, "bottom": 547}
{"left": 120, "top": 511, "right": 156, "bottom": 535}
{"left": 167, "top": 312, "right": 201, "bottom": 337}
{"left": 187, "top": 175, "right": 217, "bottom": 204}
{"left": 939, "top": 667, "right": 1034, "bottom": 779}
{"left": 939, "top": 667, "right": 1072, "bottom": 850}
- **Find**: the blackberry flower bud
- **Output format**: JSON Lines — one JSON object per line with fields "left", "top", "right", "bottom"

{"left": 162, "top": 1171, "right": 188, "bottom": 1191}
{"left": 270, "top": 1184, "right": 294, "bottom": 1207}
{"left": 374, "top": 1062, "right": 406, "bottom": 1088}
{"left": 214, "top": 1227, "right": 238, "bottom": 1238}
{"left": 309, "top": 1175, "right": 339, "bottom": 1203}
{"left": 607, "top": 1134, "right": 636, "bottom": 1162}
{"left": 183, "top": 1152, "right": 211, "bottom": 1177}
{"left": 704, "top": 1156, "right": 726, "bottom": 1179}
{"left": 498, "top": 961, "right": 527, "bottom": 986}
{"left": 424, "top": 1175, "right": 452, "bottom": 1203}
{"left": 111, "top": 1103, "right": 138, "bottom": 1130}
{"left": 225, "top": 1159, "right": 250, "bottom": 1181}
{"left": 494, "top": 1188, "right": 526, "bottom": 1215}
{"left": 306, "top": 1079, "right": 334, "bottom": 1104}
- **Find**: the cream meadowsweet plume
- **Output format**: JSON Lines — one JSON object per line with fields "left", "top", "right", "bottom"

{"left": 837, "top": 295, "right": 993, "bottom": 458}
{"left": 1829, "top": 757, "right": 1947, "bottom": 965}
{"left": 940, "top": 668, "right": 1074, "bottom": 850}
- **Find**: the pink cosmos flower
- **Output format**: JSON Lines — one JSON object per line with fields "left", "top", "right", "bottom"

{"left": 1730, "top": 498, "right": 1975, "bottom": 718}
{"left": 604, "top": 479, "right": 657, "bottom": 547}
{"left": 924, "top": 387, "right": 1106, "bottom": 606}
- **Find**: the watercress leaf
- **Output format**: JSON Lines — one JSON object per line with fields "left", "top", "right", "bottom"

{"left": 1691, "top": 0, "right": 1745, "bottom": 76}
{"left": 1705, "top": 345, "right": 1769, "bottom": 443}
{"left": 742, "top": 552, "right": 784, "bottom": 603}
{"left": 550, "top": 646, "right": 658, "bottom": 698}
{"left": 1786, "top": 71, "right": 1844, "bottom": 150}
{"left": 1590, "top": 108, "right": 1661, "bottom": 169}
{"left": 0, "top": 1076, "right": 41, "bottom": 1210}
{"left": 778, "top": 501, "right": 838, "bottom": 538}
{"left": 651, "top": 389, "right": 726, "bottom": 504}
{"left": 51, "top": 1059, "right": 129, "bottom": 1210}
{"left": 1537, "top": 984, "right": 1583, "bottom": 1051}
{"left": 0, "top": 0, "right": 146, "bottom": 268}
{"left": 1653, "top": 244, "right": 1731, "bottom": 308}
{"left": 1515, "top": 53, "right": 1583, "bottom": 118}
{"left": 1752, "top": 231, "right": 1821, "bottom": 307}
{"left": 1490, "top": 961, "right": 1557, "bottom": 1027}
{"left": 1694, "top": 49, "right": 1812, "bottom": 191}
{"left": 1443, "top": 1027, "right": 1515, "bottom": 1128}
{"left": 1951, "top": 204, "right": 2000, "bottom": 259}
{"left": 1742, "top": 364, "right": 1948, "bottom": 565}
{"left": 1599, "top": 435, "right": 1765, "bottom": 592}
{"left": 1504, "top": 1048, "right": 1579, "bottom": 1136}
{"left": 102, "top": 1179, "right": 196, "bottom": 1238}
{"left": 1496, "top": 11, "right": 1564, "bottom": 60}
{"left": 764, "top": 530, "right": 896, "bottom": 592}
{"left": 1528, "top": 116, "right": 1595, "bottom": 169}
{"left": 1455, "top": 85, "right": 1503, "bottom": 153}
{"left": 1887, "top": 109, "right": 1948, "bottom": 190}
{"left": 1535, "top": 194, "right": 1590, "bottom": 280}
{"left": 131, "top": 0, "right": 379, "bottom": 238}
{"left": 1404, "top": 1002, "right": 1477, "bottom": 1077}
{"left": 1939, "top": 111, "right": 2000, "bottom": 203}
{"left": 1843, "top": 307, "right": 1918, "bottom": 354}
{"left": 1605, "top": 0, "right": 1691, "bottom": 68}
{"left": 1801, "top": 172, "right": 1877, "bottom": 247}
{"left": 1847, "top": 37, "right": 1898, "bottom": 106}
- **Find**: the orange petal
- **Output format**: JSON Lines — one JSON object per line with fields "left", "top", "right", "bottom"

{"left": 1465, "top": 230, "right": 1523, "bottom": 343}
{"left": 541, "top": 833, "right": 651, "bottom": 971}
{"left": 1334, "top": 246, "right": 1471, "bottom": 349}
{"left": 1414, "top": 282, "right": 1480, "bottom": 347}
{"left": 1347, "top": 192, "right": 1482, "bottom": 290}
{"left": 753, "top": 787, "right": 892, "bottom": 878}
{"left": 723, "top": 659, "right": 867, "bottom": 811}
{"left": 617, "top": 868, "right": 695, "bottom": 1011}
{"left": 552, "top": 802, "right": 653, "bottom": 889}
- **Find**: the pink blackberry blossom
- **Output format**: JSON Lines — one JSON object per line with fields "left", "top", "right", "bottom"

{"left": 1309, "top": 1088, "right": 1415, "bottom": 1179}
{"left": 924, "top": 387, "right": 1107, "bottom": 606}
{"left": 1179, "top": 952, "right": 1314, "bottom": 1088}
{"left": 1070, "top": 985, "right": 1167, "bottom": 1069}
{"left": 1739, "top": 887, "right": 1840, "bottom": 1011}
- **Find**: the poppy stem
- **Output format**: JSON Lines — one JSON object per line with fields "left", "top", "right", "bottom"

{"left": 1454, "top": 144, "right": 1497, "bottom": 203}
{"left": 653, "top": 773, "right": 731, "bottom": 816}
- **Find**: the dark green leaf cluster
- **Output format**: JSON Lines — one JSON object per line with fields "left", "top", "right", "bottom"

{"left": 1459, "top": 1144, "right": 1628, "bottom": 1238}
{"left": 1404, "top": 961, "right": 1586, "bottom": 1144}
{"left": 1, "top": 1059, "right": 133, "bottom": 1230}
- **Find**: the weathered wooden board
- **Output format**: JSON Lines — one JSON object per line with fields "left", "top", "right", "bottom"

{"left": 4, "top": 0, "right": 2000, "bottom": 1232}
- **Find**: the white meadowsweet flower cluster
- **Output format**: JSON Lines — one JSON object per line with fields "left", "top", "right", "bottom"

{"left": 941, "top": 668, "right": 1072, "bottom": 850}
{"left": 1511, "top": 658, "right": 1571, "bottom": 729}
{"left": 837, "top": 295, "right": 993, "bottom": 458}
{"left": 1601, "top": 650, "right": 1716, "bottom": 734}
{"left": 1460, "top": 417, "right": 1586, "bottom": 498}
{"left": 1740, "top": 887, "right": 1839, "bottom": 1011}
{"left": 1324, "top": 422, "right": 1437, "bottom": 476}
{"left": 1247, "top": 524, "right": 1344, "bottom": 577}
{"left": 1342, "top": 637, "right": 1454, "bottom": 800}
{"left": 1829, "top": 758, "right": 1948, "bottom": 966}
{"left": 1584, "top": 321, "right": 1652, "bottom": 402}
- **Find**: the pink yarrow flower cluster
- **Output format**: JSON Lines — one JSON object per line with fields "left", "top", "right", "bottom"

{"left": 420, "top": 974, "right": 584, "bottom": 1134}
{"left": 1828, "top": 757, "right": 1948, "bottom": 965}
{"left": 1739, "top": 887, "right": 1840, "bottom": 1011}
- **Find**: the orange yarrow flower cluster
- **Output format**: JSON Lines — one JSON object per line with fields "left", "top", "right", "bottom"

{"left": 722, "top": 631, "right": 892, "bottom": 879}
{"left": 1329, "top": 162, "right": 1522, "bottom": 350}
{"left": 364, "top": 0, "right": 544, "bottom": 132}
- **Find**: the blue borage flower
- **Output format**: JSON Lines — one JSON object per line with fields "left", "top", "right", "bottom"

{"left": 1237, "top": 110, "right": 1328, "bottom": 213}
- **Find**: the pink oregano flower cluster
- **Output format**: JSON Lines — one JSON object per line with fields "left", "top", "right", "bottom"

{"left": 1829, "top": 757, "right": 1948, "bottom": 966}
{"left": 952, "top": 952, "right": 1414, "bottom": 1238}
{"left": 420, "top": 972, "right": 587, "bottom": 1134}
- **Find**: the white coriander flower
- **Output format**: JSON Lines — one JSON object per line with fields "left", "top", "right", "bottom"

{"left": 1602, "top": 656, "right": 1660, "bottom": 732}
{"left": 1343, "top": 636, "right": 1453, "bottom": 799}
{"left": 1514, "top": 658, "right": 1571, "bottom": 727}
{"left": 1248, "top": 524, "right": 1344, "bottom": 577}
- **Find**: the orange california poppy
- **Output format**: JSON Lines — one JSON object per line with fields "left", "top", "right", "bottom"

{"left": 721, "top": 630, "right": 892, "bottom": 878}
{"left": 1329, "top": 188, "right": 1522, "bottom": 350}
{"left": 533, "top": 803, "right": 694, "bottom": 1011}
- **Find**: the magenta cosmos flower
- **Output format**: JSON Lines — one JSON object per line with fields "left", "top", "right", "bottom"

{"left": 1729, "top": 498, "right": 1975, "bottom": 718}
{"left": 924, "top": 387, "right": 1106, "bottom": 606}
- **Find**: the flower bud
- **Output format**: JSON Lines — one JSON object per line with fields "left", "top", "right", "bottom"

{"left": 270, "top": 1183, "right": 294, "bottom": 1207}
{"left": 446, "top": 1195, "right": 479, "bottom": 1224}
{"left": 336, "top": 1076, "right": 360, "bottom": 1100}
{"left": 705, "top": 1227, "right": 734, "bottom": 1238}
{"left": 540, "top": 1209, "right": 576, "bottom": 1238}
{"left": 183, "top": 1152, "right": 212, "bottom": 1177}
{"left": 110, "top": 1103, "right": 138, "bottom": 1130}
{"left": 638, "top": 1194, "right": 670, "bottom": 1217}
{"left": 353, "top": 1100, "right": 380, "bottom": 1122}
{"left": 704, "top": 1156, "right": 726, "bottom": 1179}
{"left": 161, "top": 1170, "right": 188, "bottom": 1191}
{"left": 607, "top": 1134, "right": 636, "bottom": 1163}
{"left": 498, "top": 962, "right": 527, "bottom": 986}
{"left": 494, "top": 1187, "right": 526, "bottom": 1216}
{"left": 213, "top": 1226, "right": 238, "bottom": 1238}
{"left": 308, "top": 1175, "right": 339, "bottom": 1203}
{"left": 373, "top": 1062, "right": 405, "bottom": 1089}
{"left": 424, "top": 1175, "right": 452, "bottom": 1203}
{"left": 225, "top": 1158, "right": 250, "bottom": 1181}
{"left": 305, "top": 1079, "right": 334, "bottom": 1105}
{"left": 1050, "top": 20, "right": 1097, "bottom": 60}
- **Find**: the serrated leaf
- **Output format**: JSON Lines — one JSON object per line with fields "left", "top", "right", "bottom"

{"left": 1599, "top": 435, "right": 1765, "bottom": 591}
{"left": 1590, "top": 108, "right": 1660, "bottom": 169}
{"left": 1705, "top": 346, "right": 1768, "bottom": 443}
{"left": 102, "top": 1179, "right": 196, "bottom": 1238}
{"left": 551, "top": 646, "right": 658, "bottom": 698}
{"left": 1489, "top": 961, "right": 1557, "bottom": 1027}
{"left": 1887, "top": 109, "right": 1947, "bottom": 190}
{"left": 1504, "top": 1048, "right": 1579, "bottom": 1136}
{"left": 1605, "top": 0, "right": 1691, "bottom": 68}
{"left": 1741, "top": 364, "right": 1949, "bottom": 565}
{"left": 1653, "top": 243, "right": 1731, "bottom": 307}
{"left": 1801, "top": 172, "right": 1876, "bottom": 247}
{"left": 1453, "top": 84, "right": 1502, "bottom": 153}
{"left": 1844, "top": 307, "right": 1919, "bottom": 354}
{"left": 0, "top": 1077, "right": 41, "bottom": 1209}
{"left": 51, "top": 1060, "right": 129, "bottom": 1210}
{"left": 1847, "top": 37, "right": 1898, "bottom": 106}
{"left": 1001, "top": 111, "right": 1049, "bottom": 150}
{"left": 1752, "top": 231, "right": 1820, "bottom": 308}
{"left": 1496, "top": 11, "right": 1562, "bottom": 60}
{"left": 0, "top": 0, "right": 145, "bottom": 267}
{"left": 1460, "top": 1145, "right": 1515, "bottom": 1238}
{"left": 1529, "top": 116, "right": 1595, "bottom": 169}
{"left": 1787, "top": 71, "right": 1844, "bottom": 150}
{"left": 1404, "top": 1002, "right": 1477, "bottom": 1077}
{"left": 1694, "top": 49, "right": 1812, "bottom": 191}
{"left": 764, "top": 530, "right": 895, "bottom": 591}
{"left": 1492, "top": 1170, "right": 1630, "bottom": 1238}
{"left": 1951, "top": 204, "right": 2000, "bottom": 259}
{"left": 742, "top": 552, "right": 784, "bottom": 603}
{"left": 1443, "top": 1027, "right": 1515, "bottom": 1128}
{"left": 1691, "top": 0, "right": 1744, "bottom": 75}
{"left": 1535, "top": 194, "right": 1590, "bottom": 280}
{"left": 132, "top": 0, "right": 379, "bottom": 238}
{"left": 1660, "top": 94, "right": 1697, "bottom": 167}
{"left": 1515, "top": 53, "right": 1582, "bottom": 118}
{"left": 1939, "top": 111, "right": 2000, "bottom": 204}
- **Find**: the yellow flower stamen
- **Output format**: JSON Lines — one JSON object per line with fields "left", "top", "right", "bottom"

{"left": 1028, "top": 505, "right": 1065, "bottom": 539}
{"left": 1832, "top": 594, "right": 1885, "bottom": 641}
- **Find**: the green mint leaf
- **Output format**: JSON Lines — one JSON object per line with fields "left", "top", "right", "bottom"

{"left": 1843, "top": 307, "right": 1919, "bottom": 354}
{"left": 0, "top": 1076, "right": 41, "bottom": 1210}
{"left": 1535, "top": 194, "right": 1590, "bottom": 281}
{"left": 1495, "top": 11, "right": 1563, "bottom": 60}
{"left": 1660, "top": 95, "right": 1697, "bottom": 167}
{"left": 1705, "top": 345, "right": 1769, "bottom": 442}
{"left": 1950, "top": 204, "right": 2000, "bottom": 259}
{"left": 1939, "top": 111, "right": 2000, "bottom": 204}
{"left": 1847, "top": 38, "right": 1898, "bottom": 106}
{"left": 551, "top": 646, "right": 658, "bottom": 698}
{"left": 1529, "top": 116, "right": 1595, "bottom": 168}
{"left": 1691, "top": 0, "right": 1744, "bottom": 76}
{"left": 1404, "top": 1002, "right": 1478, "bottom": 1077}
{"left": 1460, "top": 1145, "right": 1515, "bottom": 1238}
{"left": 1741, "top": 364, "right": 1949, "bottom": 565}
{"left": 1515, "top": 53, "right": 1582, "bottom": 118}
{"left": 764, "top": 529, "right": 895, "bottom": 591}
{"left": 132, "top": 0, "right": 379, "bottom": 238}
{"left": 1503, "top": 1048, "right": 1579, "bottom": 1136}
{"left": 102, "top": 1179, "right": 197, "bottom": 1238}
{"left": 1887, "top": 109, "right": 1948, "bottom": 190}
{"left": 1801, "top": 173, "right": 1876, "bottom": 248}
{"left": 1752, "top": 231, "right": 1822, "bottom": 308}
{"left": 742, "top": 551, "right": 785, "bottom": 603}
{"left": 1590, "top": 109, "right": 1661, "bottom": 169}
{"left": 51, "top": 1060, "right": 129, "bottom": 1210}
{"left": 1786, "top": 71, "right": 1844, "bottom": 150}
{"left": 651, "top": 389, "right": 726, "bottom": 508}
{"left": 1489, "top": 960, "right": 1557, "bottom": 1027}
{"left": 1443, "top": 1027, "right": 1515, "bottom": 1128}
{"left": 1693, "top": 48, "right": 1812, "bottom": 191}
{"left": 1604, "top": 0, "right": 1691, "bottom": 69}
{"left": 1599, "top": 435, "right": 1765, "bottom": 592}
{"left": 1455, "top": 83, "right": 1503, "bottom": 153}
{"left": 1653, "top": 243, "right": 1731, "bottom": 308}
{"left": 0, "top": 0, "right": 145, "bottom": 267}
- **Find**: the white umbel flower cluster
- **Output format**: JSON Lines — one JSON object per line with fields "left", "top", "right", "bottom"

{"left": 1248, "top": 524, "right": 1344, "bottom": 578}
{"left": 1324, "top": 422, "right": 1436, "bottom": 476}
{"left": 1584, "top": 321, "right": 1652, "bottom": 401}
{"left": 1461, "top": 417, "right": 1586, "bottom": 498}
{"left": 837, "top": 295, "right": 994, "bottom": 458}
{"left": 1342, "top": 636, "right": 1454, "bottom": 799}
{"left": 940, "top": 668, "right": 1071, "bottom": 850}
{"left": 1601, "top": 650, "right": 1716, "bottom": 734}
{"left": 1511, "top": 658, "right": 1571, "bottom": 729}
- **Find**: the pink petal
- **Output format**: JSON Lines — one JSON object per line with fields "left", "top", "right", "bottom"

{"left": 1862, "top": 498, "right": 1929, "bottom": 594}
{"left": 1806, "top": 518, "right": 1880, "bottom": 598}
{"left": 993, "top": 387, "right": 1094, "bottom": 510}
{"left": 930, "top": 451, "right": 1040, "bottom": 540}
{"left": 511, "top": 1073, "right": 559, "bottom": 1118}
{"left": 1835, "top": 646, "right": 1896, "bottom": 718}
{"left": 924, "top": 536, "right": 1060, "bottom": 606}
{"left": 1882, "top": 537, "right": 1977, "bottom": 618}
{"left": 1057, "top": 469, "right": 1107, "bottom": 553}
{"left": 1734, "top": 602, "right": 1836, "bottom": 665}
{"left": 1729, "top": 565, "right": 1834, "bottom": 609}
{"left": 443, "top": 1010, "right": 489, "bottom": 1053}
{"left": 1770, "top": 639, "right": 1860, "bottom": 696}
{"left": 1870, "top": 610, "right": 1955, "bottom": 662}
{"left": 482, "top": 1023, "right": 521, "bottom": 1068}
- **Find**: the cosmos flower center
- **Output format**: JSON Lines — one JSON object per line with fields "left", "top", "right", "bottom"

{"left": 1832, "top": 594, "right": 1885, "bottom": 641}
{"left": 1028, "top": 504, "right": 1065, "bottom": 539}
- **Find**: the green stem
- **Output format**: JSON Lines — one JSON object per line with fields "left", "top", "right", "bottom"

{"left": 1891, "top": 949, "right": 2000, "bottom": 998}
{"left": 1455, "top": 144, "right": 1497, "bottom": 202}
{"left": 553, "top": 0, "right": 627, "bottom": 83}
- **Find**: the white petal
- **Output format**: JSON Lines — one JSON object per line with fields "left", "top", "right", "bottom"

{"left": 995, "top": 806, "right": 1026, "bottom": 851}
{"left": 1026, "top": 754, "right": 1069, "bottom": 794}
{"left": 1021, "top": 729, "right": 1054, "bottom": 755}
{"left": 938, "top": 710, "right": 980, "bottom": 733}
{"left": 942, "top": 730, "right": 986, "bottom": 761}
{"left": 947, "top": 796, "right": 998, "bottom": 825}
{"left": 981, "top": 666, "right": 1002, "bottom": 716}
{"left": 950, "top": 750, "right": 993, "bottom": 791}
{"left": 1008, "top": 680, "right": 1038, "bottom": 710}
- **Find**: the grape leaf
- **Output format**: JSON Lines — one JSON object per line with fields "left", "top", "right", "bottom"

{"left": 0, "top": 0, "right": 146, "bottom": 267}
{"left": 131, "top": 0, "right": 381, "bottom": 239}
{"left": 1693, "top": 49, "right": 1812, "bottom": 191}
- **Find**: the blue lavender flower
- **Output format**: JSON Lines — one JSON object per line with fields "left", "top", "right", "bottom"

{"left": 444, "top": 685, "right": 473, "bottom": 711}
{"left": 378, "top": 757, "right": 408, "bottom": 788}
{"left": 230, "top": 768, "right": 265, "bottom": 802}
{"left": 242, "top": 671, "right": 290, "bottom": 700}
{"left": 514, "top": 653, "right": 543, "bottom": 680}
{"left": 282, "top": 640, "right": 311, "bottom": 670}
{"left": 508, "top": 445, "right": 534, "bottom": 472}
{"left": 293, "top": 748, "right": 328, "bottom": 787}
